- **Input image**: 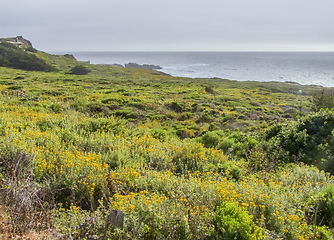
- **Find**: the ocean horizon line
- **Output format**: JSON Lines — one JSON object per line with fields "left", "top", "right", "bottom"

{"left": 52, "top": 50, "right": 334, "bottom": 54}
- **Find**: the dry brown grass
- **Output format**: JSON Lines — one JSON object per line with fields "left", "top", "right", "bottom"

{"left": 0, "top": 150, "right": 54, "bottom": 239}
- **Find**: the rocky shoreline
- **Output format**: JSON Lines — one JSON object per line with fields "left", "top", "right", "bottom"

{"left": 95, "top": 62, "right": 163, "bottom": 70}
{"left": 124, "top": 62, "right": 162, "bottom": 70}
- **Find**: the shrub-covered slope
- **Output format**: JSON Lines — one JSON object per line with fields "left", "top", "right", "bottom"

{"left": 0, "top": 48, "right": 334, "bottom": 239}
{"left": 0, "top": 41, "right": 57, "bottom": 72}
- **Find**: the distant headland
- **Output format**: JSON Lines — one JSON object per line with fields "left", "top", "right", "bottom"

{"left": 1, "top": 36, "right": 33, "bottom": 48}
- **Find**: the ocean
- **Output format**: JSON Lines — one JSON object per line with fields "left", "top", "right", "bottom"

{"left": 66, "top": 52, "right": 334, "bottom": 87}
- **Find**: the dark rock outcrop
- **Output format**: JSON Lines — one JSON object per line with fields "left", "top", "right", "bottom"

{"left": 0, "top": 36, "right": 33, "bottom": 48}
{"left": 125, "top": 62, "right": 162, "bottom": 70}
{"left": 16, "top": 36, "right": 33, "bottom": 48}
{"left": 112, "top": 63, "right": 124, "bottom": 68}
{"left": 63, "top": 54, "right": 77, "bottom": 60}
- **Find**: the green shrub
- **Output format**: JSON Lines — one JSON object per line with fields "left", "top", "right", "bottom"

{"left": 208, "top": 122, "right": 220, "bottom": 131}
{"left": 200, "top": 131, "right": 221, "bottom": 148}
{"left": 84, "top": 102, "right": 103, "bottom": 114}
{"left": 101, "top": 97, "right": 125, "bottom": 105}
{"left": 113, "top": 107, "right": 137, "bottom": 120}
{"left": 79, "top": 116, "right": 127, "bottom": 134}
{"left": 215, "top": 162, "right": 243, "bottom": 181}
{"left": 246, "top": 146, "right": 271, "bottom": 172}
{"left": 128, "top": 101, "right": 145, "bottom": 110}
{"left": 230, "top": 166, "right": 242, "bottom": 181}
{"left": 308, "top": 185, "right": 334, "bottom": 228}
{"left": 197, "top": 113, "right": 214, "bottom": 123}
{"left": 263, "top": 109, "right": 334, "bottom": 172}
{"left": 146, "top": 113, "right": 165, "bottom": 121}
{"left": 50, "top": 103, "right": 63, "bottom": 113}
{"left": 178, "top": 112, "right": 194, "bottom": 121}
{"left": 221, "top": 114, "right": 235, "bottom": 123}
{"left": 217, "top": 131, "right": 259, "bottom": 158}
{"left": 69, "top": 98, "right": 88, "bottom": 111}
{"left": 217, "top": 138, "right": 235, "bottom": 153}
{"left": 69, "top": 65, "right": 90, "bottom": 75}
{"left": 149, "top": 128, "right": 167, "bottom": 141}
{"left": 7, "top": 85, "right": 23, "bottom": 90}
{"left": 43, "top": 90, "right": 63, "bottom": 96}
{"left": 213, "top": 201, "right": 263, "bottom": 240}
{"left": 104, "top": 151, "right": 120, "bottom": 169}
{"left": 168, "top": 101, "right": 183, "bottom": 113}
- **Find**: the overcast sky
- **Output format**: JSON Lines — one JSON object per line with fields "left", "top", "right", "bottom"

{"left": 1, "top": 0, "right": 334, "bottom": 52}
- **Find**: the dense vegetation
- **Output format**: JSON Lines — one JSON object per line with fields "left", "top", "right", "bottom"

{"left": 0, "top": 43, "right": 333, "bottom": 239}
{"left": 262, "top": 109, "right": 334, "bottom": 172}
{"left": 0, "top": 41, "right": 56, "bottom": 72}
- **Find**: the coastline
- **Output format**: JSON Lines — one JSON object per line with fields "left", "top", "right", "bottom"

{"left": 52, "top": 51, "right": 334, "bottom": 87}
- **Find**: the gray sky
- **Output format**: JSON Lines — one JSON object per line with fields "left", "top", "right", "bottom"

{"left": 1, "top": 0, "right": 334, "bottom": 52}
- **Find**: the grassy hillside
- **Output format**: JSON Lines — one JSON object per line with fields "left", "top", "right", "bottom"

{"left": 0, "top": 46, "right": 333, "bottom": 239}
